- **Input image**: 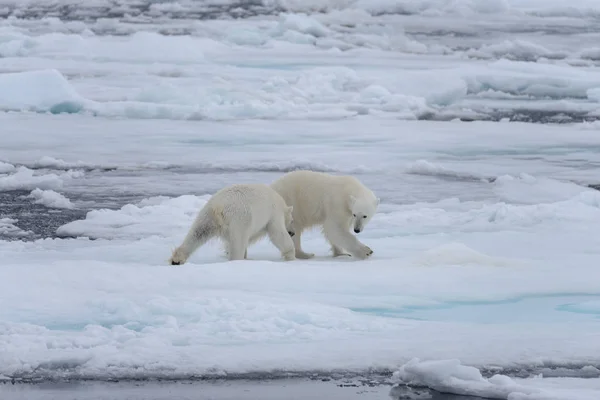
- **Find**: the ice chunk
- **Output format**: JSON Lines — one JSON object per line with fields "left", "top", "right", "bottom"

{"left": 31, "top": 156, "right": 107, "bottom": 171}
{"left": 0, "top": 166, "right": 68, "bottom": 192}
{"left": 393, "top": 358, "right": 600, "bottom": 400}
{"left": 0, "top": 69, "right": 84, "bottom": 114}
{"left": 27, "top": 188, "right": 74, "bottom": 209}
{"left": 0, "top": 218, "right": 31, "bottom": 238}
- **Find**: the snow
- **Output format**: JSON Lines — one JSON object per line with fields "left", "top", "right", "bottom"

{"left": 1, "top": 1, "right": 600, "bottom": 396}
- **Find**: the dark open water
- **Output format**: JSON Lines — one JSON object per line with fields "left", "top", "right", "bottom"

{"left": 0, "top": 379, "right": 489, "bottom": 400}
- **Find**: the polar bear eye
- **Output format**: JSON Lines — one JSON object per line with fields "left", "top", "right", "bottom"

{"left": 363, "top": 215, "right": 367, "bottom": 219}
{"left": 353, "top": 214, "right": 356, "bottom": 217}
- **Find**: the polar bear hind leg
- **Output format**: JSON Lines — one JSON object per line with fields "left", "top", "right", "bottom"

{"left": 243, "top": 231, "right": 268, "bottom": 259}
{"left": 291, "top": 229, "right": 315, "bottom": 259}
{"left": 223, "top": 220, "right": 250, "bottom": 261}
{"left": 267, "top": 220, "right": 296, "bottom": 261}
{"left": 331, "top": 244, "right": 350, "bottom": 257}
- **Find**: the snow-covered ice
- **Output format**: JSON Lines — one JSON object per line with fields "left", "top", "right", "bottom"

{"left": 2, "top": 117, "right": 600, "bottom": 390}
{"left": 1, "top": 1, "right": 600, "bottom": 398}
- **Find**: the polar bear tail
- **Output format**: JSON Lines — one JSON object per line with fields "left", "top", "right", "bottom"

{"left": 191, "top": 207, "right": 219, "bottom": 245}
{"left": 170, "top": 206, "right": 219, "bottom": 265}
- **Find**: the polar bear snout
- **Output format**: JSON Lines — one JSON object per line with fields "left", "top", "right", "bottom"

{"left": 353, "top": 218, "right": 366, "bottom": 233}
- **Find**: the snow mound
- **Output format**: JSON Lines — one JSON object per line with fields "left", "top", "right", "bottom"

{"left": 394, "top": 358, "right": 600, "bottom": 400}
{"left": 0, "top": 69, "right": 84, "bottom": 114}
{"left": 0, "top": 166, "right": 82, "bottom": 192}
{"left": 27, "top": 188, "right": 74, "bottom": 209}
{"left": 394, "top": 358, "right": 537, "bottom": 398}
{"left": 56, "top": 195, "right": 207, "bottom": 240}
{"left": 414, "top": 242, "right": 512, "bottom": 267}
{"left": 493, "top": 174, "right": 591, "bottom": 204}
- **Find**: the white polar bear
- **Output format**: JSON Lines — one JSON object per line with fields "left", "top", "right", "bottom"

{"left": 270, "top": 170, "right": 379, "bottom": 260}
{"left": 169, "top": 183, "right": 296, "bottom": 265}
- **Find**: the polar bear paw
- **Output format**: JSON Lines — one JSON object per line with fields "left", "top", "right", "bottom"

{"left": 295, "top": 250, "right": 315, "bottom": 259}
{"left": 353, "top": 244, "right": 373, "bottom": 260}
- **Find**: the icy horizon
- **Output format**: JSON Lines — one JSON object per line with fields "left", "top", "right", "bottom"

{"left": 2, "top": 0, "right": 600, "bottom": 123}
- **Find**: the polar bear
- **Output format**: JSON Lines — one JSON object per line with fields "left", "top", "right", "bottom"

{"left": 169, "top": 183, "right": 296, "bottom": 265}
{"left": 270, "top": 170, "right": 379, "bottom": 260}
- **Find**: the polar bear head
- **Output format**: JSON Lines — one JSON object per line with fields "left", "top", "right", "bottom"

{"left": 349, "top": 194, "right": 379, "bottom": 234}
{"left": 285, "top": 205, "right": 295, "bottom": 237}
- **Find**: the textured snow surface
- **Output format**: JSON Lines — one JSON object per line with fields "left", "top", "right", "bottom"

{"left": 1, "top": 2, "right": 600, "bottom": 397}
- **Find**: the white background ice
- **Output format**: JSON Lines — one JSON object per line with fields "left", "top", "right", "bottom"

{"left": 1, "top": 1, "right": 600, "bottom": 399}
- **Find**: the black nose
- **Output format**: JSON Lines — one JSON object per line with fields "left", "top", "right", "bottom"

{"left": 354, "top": 228, "right": 360, "bottom": 233}
{"left": 288, "top": 231, "right": 295, "bottom": 237}
{"left": 171, "top": 261, "right": 181, "bottom": 266}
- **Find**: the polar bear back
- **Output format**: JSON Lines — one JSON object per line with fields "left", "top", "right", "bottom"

{"left": 208, "top": 183, "right": 285, "bottom": 232}
{"left": 271, "top": 170, "right": 375, "bottom": 231}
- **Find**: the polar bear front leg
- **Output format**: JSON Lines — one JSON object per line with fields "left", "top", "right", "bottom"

{"left": 323, "top": 220, "right": 373, "bottom": 260}
{"left": 267, "top": 222, "right": 296, "bottom": 261}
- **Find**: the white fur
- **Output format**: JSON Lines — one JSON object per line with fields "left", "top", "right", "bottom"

{"left": 169, "top": 183, "right": 296, "bottom": 265}
{"left": 271, "top": 170, "right": 379, "bottom": 260}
